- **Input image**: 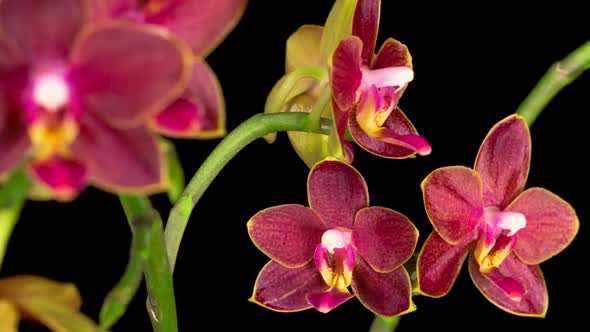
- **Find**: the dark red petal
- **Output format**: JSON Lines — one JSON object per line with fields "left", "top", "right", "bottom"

{"left": 308, "top": 159, "right": 369, "bottom": 229}
{"left": 352, "top": 258, "right": 415, "bottom": 317}
{"left": 475, "top": 115, "right": 531, "bottom": 208}
{"left": 247, "top": 204, "right": 327, "bottom": 268}
{"left": 468, "top": 254, "right": 548, "bottom": 317}
{"left": 250, "top": 261, "right": 328, "bottom": 312}
{"left": 70, "top": 22, "right": 190, "bottom": 126}
{"left": 421, "top": 166, "right": 483, "bottom": 243}
{"left": 416, "top": 232, "right": 471, "bottom": 297}
{"left": 352, "top": 0, "right": 380, "bottom": 64}
{"left": 508, "top": 188, "right": 579, "bottom": 264}
{"left": 0, "top": 0, "right": 84, "bottom": 61}
{"left": 71, "top": 112, "right": 163, "bottom": 194}
{"left": 330, "top": 36, "right": 363, "bottom": 111}
{"left": 353, "top": 207, "right": 418, "bottom": 272}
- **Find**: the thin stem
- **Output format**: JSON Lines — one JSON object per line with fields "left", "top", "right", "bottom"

{"left": 99, "top": 206, "right": 151, "bottom": 329}
{"left": 515, "top": 40, "right": 590, "bottom": 125}
{"left": 368, "top": 316, "right": 400, "bottom": 332}
{"left": 0, "top": 169, "right": 31, "bottom": 270}
{"left": 120, "top": 195, "right": 177, "bottom": 332}
{"left": 164, "top": 112, "right": 331, "bottom": 271}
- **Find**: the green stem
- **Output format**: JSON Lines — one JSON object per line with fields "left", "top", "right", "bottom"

{"left": 164, "top": 112, "right": 331, "bottom": 271}
{"left": 119, "top": 195, "right": 177, "bottom": 332}
{"left": 515, "top": 39, "right": 590, "bottom": 125}
{"left": 0, "top": 169, "right": 31, "bottom": 270}
{"left": 368, "top": 316, "right": 400, "bottom": 332}
{"left": 99, "top": 205, "right": 151, "bottom": 330}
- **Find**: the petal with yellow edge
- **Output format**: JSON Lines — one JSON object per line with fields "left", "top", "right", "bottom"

{"left": 468, "top": 254, "right": 547, "bottom": 317}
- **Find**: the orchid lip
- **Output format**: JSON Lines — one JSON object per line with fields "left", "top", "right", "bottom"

{"left": 360, "top": 66, "right": 414, "bottom": 93}
{"left": 483, "top": 207, "right": 527, "bottom": 237}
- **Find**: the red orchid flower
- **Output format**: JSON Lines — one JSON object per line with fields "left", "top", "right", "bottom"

{"left": 248, "top": 159, "right": 418, "bottom": 316}
{"left": 0, "top": 0, "right": 191, "bottom": 200}
{"left": 330, "top": 0, "right": 431, "bottom": 158}
{"left": 416, "top": 114, "right": 579, "bottom": 316}
{"left": 90, "top": 0, "right": 247, "bottom": 138}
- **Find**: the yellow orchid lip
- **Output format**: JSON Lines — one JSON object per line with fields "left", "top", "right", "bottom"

{"left": 28, "top": 118, "right": 78, "bottom": 161}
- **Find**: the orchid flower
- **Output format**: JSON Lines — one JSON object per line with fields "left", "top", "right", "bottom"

{"left": 248, "top": 159, "right": 418, "bottom": 316}
{"left": 416, "top": 114, "right": 579, "bottom": 316}
{"left": 90, "top": 0, "right": 247, "bottom": 138}
{"left": 0, "top": 275, "right": 103, "bottom": 332}
{"left": 0, "top": 0, "right": 192, "bottom": 200}
{"left": 330, "top": 0, "right": 431, "bottom": 159}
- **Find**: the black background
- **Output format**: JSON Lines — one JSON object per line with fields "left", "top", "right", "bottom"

{"left": 4, "top": 1, "right": 589, "bottom": 331}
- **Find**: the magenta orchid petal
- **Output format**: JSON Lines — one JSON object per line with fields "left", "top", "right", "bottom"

{"left": 371, "top": 38, "right": 413, "bottom": 70}
{"left": 475, "top": 114, "right": 531, "bottom": 208}
{"left": 307, "top": 288, "right": 355, "bottom": 314}
{"left": 71, "top": 112, "right": 163, "bottom": 193}
{"left": 145, "top": 0, "right": 247, "bottom": 56}
{"left": 0, "top": 0, "right": 84, "bottom": 61}
{"left": 352, "top": 207, "right": 418, "bottom": 273}
{"left": 247, "top": 204, "right": 327, "bottom": 268}
{"left": 0, "top": 113, "right": 29, "bottom": 177}
{"left": 351, "top": 258, "right": 414, "bottom": 317}
{"left": 329, "top": 99, "right": 352, "bottom": 162}
{"left": 70, "top": 22, "right": 190, "bottom": 127}
{"left": 421, "top": 166, "right": 484, "bottom": 244}
{"left": 151, "top": 60, "right": 225, "bottom": 138}
{"left": 468, "top": 254, "right": 548, "bottom": 317}
{"left": 308, "top": 159, "right": 369, "bottom": 229}
{"left": 416, "top": 232, "right": 471, "bottom": 297}
{"left": 29, "top": 156, "right": 87, "bottom": 201}
{"left": 250, "top": 261, "right": 328, "bottom": 312}
{"left": 330, "top": 36, "right": 363, "bottom": 111}
{"left": 508, "top": 188, "right": 579, "bottom": 265}
{"left": 89, "top": 0, "right": 137, "bottom": 21}
{"left": 349, "top": 107, "right": 427, "bottom": 158}
{"left": 352, "top": 0, "right": 380, "bottom": 64}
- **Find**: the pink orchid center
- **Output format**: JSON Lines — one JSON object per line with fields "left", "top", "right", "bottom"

{"left": 475, "top": 207, "right": 527, "bottom": 272}
{"left": 27, "top": 72, "right": 80, "bottom": 160}
{"left": 314, "top": 228, "right": 355, "bottom": 293}
{"left": 355, "top": 67, "right": 413, "bottom": 137}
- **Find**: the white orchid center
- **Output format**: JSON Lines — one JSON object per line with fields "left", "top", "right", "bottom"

{"left": 33, "top": 74, "right": 70, "bottom": 111}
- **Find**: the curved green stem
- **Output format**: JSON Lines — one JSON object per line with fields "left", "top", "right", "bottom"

{"left": 0, "top": 169, "right": 30, "bottom": 270}
{"left": 99, "top": 201, "right": 151, "bottom": 329}
{"left": 119, "top": 195, "right": 177, "bottom": 332}
{"left": 515, "top": 39, "right": 590, "bottom": 125}
{"left": 164, "top": 112, "right": 331, "bottom": 271}
{"left": 368, "top": 316, "right": 400, "bottom": 332}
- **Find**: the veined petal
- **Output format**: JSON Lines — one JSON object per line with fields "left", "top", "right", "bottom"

{"left": 353, "top": 207, "right": 418, "bottom": 273}
{"left": 0, "top": 0, "right": 85, "bottom": 61}
{"left": 352, "top": 258, "right": 415, "bottom": 317}
{"left": 0, "top": 114, "right": 29, "bottom": 178}
{"left": 349, "top": 107, "right": 427, "bottom": 158}
{"left": 307, "top": 288, "right": 354, "bottom": 314}
{"left": 29, "top": 156, "right": 87, "bottom": 201}
{"left": 286, "top": 25, "right": 323, "bottom": 72}
{"left": 416, "top": 232, "right": 471, "bottom": 297}
{"left": 70, "top": 22, "right": 191, "bottom": 127}
{"left": 468, "top": 254, "right": 547, "bottom": 317}
{"left": 150, "top": 60, "right": 225, "bottom": 138}
{"left": 352, "top": 0, "right": 380, "bottom": 64}
{"left": 0, "top": 301, "right": 18, "bottom": 332}
{"left": 475, "top": 115, "right": 531, "bottom": 208}
{"left": 247, "top": 204, "right": 327, "bottom": 268}
{"left": 328, "top": 99, "right": 352, "bottom": 163}
{"left": 145, "top": 0, "right": 247, "bottom": 56}
{"left": 319, "top": 0, "right": 357, "bottom": 64}
{"left": 308, "top": 159, "right": 369, "bottom": 229}
{"left": 372, "top": 38, "right": 413, "bottom": 70}
{"left": 509, "top": 188, "right": 579, "bottom": 265}
{"left": 250, "top": 261, "right": 328, "bottom": 312}
{"left": 330, "top": 36, "right": 363, "bottom": 111}
{"left": 71, "top": 112, "right": 164, "bottom": 194}
{"left": 421, "top": 166, "right": 483, "bottom": 244}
